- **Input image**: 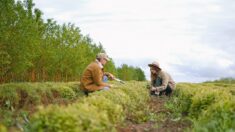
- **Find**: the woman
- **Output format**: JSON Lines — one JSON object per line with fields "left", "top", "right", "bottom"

{"left": 148, "top": 61, "right": 176, "bottom": 96}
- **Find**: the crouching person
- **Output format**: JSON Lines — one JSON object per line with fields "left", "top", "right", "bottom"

{"left": 148, "top": 61, "right": 176, "bottom": 96}
{"left": 80, "top": 53, "right": 115, "bottom": 96}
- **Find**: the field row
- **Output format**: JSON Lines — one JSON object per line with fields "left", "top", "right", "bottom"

{"left": 169, "top": 82, "right": 235, "bottom": 131}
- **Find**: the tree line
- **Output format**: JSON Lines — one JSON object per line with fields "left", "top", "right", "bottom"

{"left": 0, "top": 0, "right": 146, "bottom": 83}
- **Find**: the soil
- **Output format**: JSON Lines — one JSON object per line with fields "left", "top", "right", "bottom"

{"left": 117, "top": 96, "right": 192, "bottom": 132}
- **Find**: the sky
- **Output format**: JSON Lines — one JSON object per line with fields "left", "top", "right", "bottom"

{"left": 33, "top": 0, "right": 235, "bottom": 82}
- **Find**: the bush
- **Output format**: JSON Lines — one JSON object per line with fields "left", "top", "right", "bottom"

{"left": 169, "top": 82, "right": 235, "bottom": 132}
{"left": 118, "top": 82, "right": 150, "bottom": 122}
{"left": 0, "top": 82, "right": 81, "bottom": 109}
{"left": 56, "top": 86, "right": 76, "bottom": 99}
{"left": 27, "top": 104, "right": 114, "bottom": 132}
{"left": 0, "top": 124, "right": 7, "bottom": 132}
{"left": 194, "top": 98, "right": 235, "bottom": 131}
{"left": 82, "top": 96, "right": 125, "bottom": 124}
{"left": 172, "top": 83, "right": 199, "bottom": 114}
{"left": 26, "top": 81, "right": 151, "bottom": 131}
{"left": 189, "top": 89, "right": 232, "bottom": 119}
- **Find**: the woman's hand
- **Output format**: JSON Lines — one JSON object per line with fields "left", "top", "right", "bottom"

{"left": 151, "top": 86, "right": 157, "bottom": 91}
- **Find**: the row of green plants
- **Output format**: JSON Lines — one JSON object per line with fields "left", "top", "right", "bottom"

{"left": 0, "top": 82, "right": 83, "bottom": 110}
{"left": 168, "top": 82, "right": 235, "bottom": 132}
{"left": 25, "top": 81, "right": 152, "bottom": 132}
{"left": 205, "top": 77, "right": 235, "bottom": 84}
{"left": 0, "top": 82, "right": 84, "bottom": 129}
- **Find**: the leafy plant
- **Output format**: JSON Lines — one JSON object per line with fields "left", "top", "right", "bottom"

{"left": 26, "top": 81, "right": 151, "bottom": 131}
{"left": 169, "top": 82, "right": 235, "bottom": 131}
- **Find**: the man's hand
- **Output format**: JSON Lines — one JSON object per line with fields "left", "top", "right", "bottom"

{"left": 108, "top": 73, "right": 115, "bottom": 80}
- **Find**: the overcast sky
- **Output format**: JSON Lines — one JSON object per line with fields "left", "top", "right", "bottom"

{"left": 33, "top": 0, "right": 235, "bottom": 82}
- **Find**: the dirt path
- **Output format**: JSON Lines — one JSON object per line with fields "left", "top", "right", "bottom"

{"left": 117, "top": 96, "right": 192, "bottom": 132}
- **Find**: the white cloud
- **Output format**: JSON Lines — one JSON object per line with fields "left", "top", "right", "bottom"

{"left": 207, "top": 4, "right": 222, "bottom": 13}
{"left": 33, "top": 0, "right": 235, "bottom": 82}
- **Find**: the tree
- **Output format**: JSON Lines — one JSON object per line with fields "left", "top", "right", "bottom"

{"left": 117, "top": 64, "right": 146, "bottom": 81}
{"left": 0, "top": 0, "right": 146, "bottom": 83}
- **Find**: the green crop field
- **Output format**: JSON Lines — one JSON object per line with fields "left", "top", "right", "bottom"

{"left": 1, "top": 0, "right": 234, "bottom": 131}
{"left": 0, "top": 80, "right": 234, "bottom": 132}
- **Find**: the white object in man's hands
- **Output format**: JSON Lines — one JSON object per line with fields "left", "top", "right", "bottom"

{"left": 114, "top": 78, "right": 125, "bottom": 84}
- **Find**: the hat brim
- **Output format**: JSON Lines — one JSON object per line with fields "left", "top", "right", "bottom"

{"left": 148, "top": 64, "right": 161, "bottom": 69}
{"left": 104, "top": 57, "right": 110, "bottom": 61}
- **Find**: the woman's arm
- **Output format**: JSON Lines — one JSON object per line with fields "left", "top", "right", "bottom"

{"left": 151, "top": 72, "right": 169, "bottom": 92}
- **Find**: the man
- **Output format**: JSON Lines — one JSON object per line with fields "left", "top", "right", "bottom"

{"left": 80, "top": 53, "right": 115, "bottom": 96}
{"left": 148, "top": 60, "right": 176, "bottom": 96}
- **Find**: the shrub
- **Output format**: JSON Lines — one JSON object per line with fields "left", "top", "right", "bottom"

{"left": 0, "top": 124, "right": 7, "bottom": 132}
{"left": 194, "top": 98, "right": 235, "bottom": 131}
{"left": 169, "top": 82, "right": 235, "bottom": 132}
{"left": 0, "top": 85, "right": 19, "bottom": 109}
{"left": 0, "top": 82, "right": 82, "bottom": 109}
{"left": 189, "top": 89, "right": 232, "bottom": 119}
{"left": 56, "top": 86, "right": 76, "bottom": 99}
{"left": 26, "top": 81, "right": 151, "bottom": 131}
{"left": 27, "top": 104, "right": 114, "bottom": 132}
{"left": 82, "top": 96, "right": 125, "bottom": 124}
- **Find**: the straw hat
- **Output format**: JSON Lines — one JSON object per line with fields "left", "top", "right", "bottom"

{"left": 148, "top": 61, "right": 161, "bottom": 69}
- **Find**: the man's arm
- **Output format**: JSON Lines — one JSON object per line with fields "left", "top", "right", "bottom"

{"left": 92, "top": 68, "right": 110, "bottom": 87}
{"left": 104, "top": 72, "right": 115, "bottom": 80}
